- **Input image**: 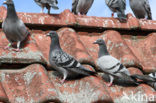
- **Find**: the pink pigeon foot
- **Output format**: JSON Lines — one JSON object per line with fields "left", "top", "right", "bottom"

{"left": 4, "top": 43, "right": 11, "bottom": 50}
{"left": 78, "top": 12, "right": 81, "bottom": 16}
{"left": 111, "top": 13, "right": 114, "bottom": 18}
{"left": 13, "top": 48, "right": 21, "bottom": 52}
{"left": 107, "top": 82, "right": 113, "bottom": 87}
{"left": 60, "top": 78, "right": 66, "bottom": 84}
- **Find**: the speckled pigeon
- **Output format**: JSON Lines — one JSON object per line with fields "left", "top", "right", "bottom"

{"left": 131, "top": 72, "right": 156, "bottom": 90}
{"left": 129, "top": 0, "right": 152, "bottom": 20}
{"left": 93, "top": 39, "right": 138, "bottom": 86}
{"left": 72, "top": 0, "right": 94, "bottom": 15}
{"left": 47, "top": 31, "right": 96, "bottom": 83}
{"left": 105, "top": 0, "right": 127, "bottom": 22}
{"left": 34, "top": 0, "right": 59, "bottom": 14}
{"left": 2, "top": 0, "right": 29, "bottom": 51}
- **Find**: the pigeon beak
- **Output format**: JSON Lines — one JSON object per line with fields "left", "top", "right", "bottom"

{"left": 3, "top": 1, "right": 7, "bottom": 5}
{"left": 93, "top": 41, "right": 98, "bottom": 44}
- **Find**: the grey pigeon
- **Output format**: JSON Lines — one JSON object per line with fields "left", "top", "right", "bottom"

{"left": 34, "top": 0, "right": 59, "bottom": 14}
{"left": 72, "top": 0, "right": 94, "bottom": 15}
{"left": 105, "top": 0, "right": 127, "bottom": 22}
{"left": 131, "top": 72, "right": 156, "bottom": 90}
{"left": 129, "top": 0, "right": 152, "bottom": 20}
{"left": 93, "top": 39, "right": 138, "bottom": 86}
{"left": 2, "top": 0, "right": 29, "bottom": 51}
{"left": 47, "top": 31, "right": 96, "bottom": 83}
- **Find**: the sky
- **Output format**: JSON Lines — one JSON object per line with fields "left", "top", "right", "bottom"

{"left": 1, "top": 0, "right": 156, "bottom": 20}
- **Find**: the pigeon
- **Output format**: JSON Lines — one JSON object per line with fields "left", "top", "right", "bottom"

{"left": 34, "top": 0, "right": 59, "bottom": 14}
{"left": 47, "top": 31, "right": 96, "bottom": 83}
{"left": 105, "top": 0, "right": 127, "bottom": 22}
{"left": 2, "top": 0, "right": 29, "bottom": 51}
{"left": 72, "top": 0, "right": 94, "bottom": 15}
{"left": 129, "top": 0, "right": 152, "bottom": 20}
{"left": 131, "top": 72, "right": 156, "bottom": 90}
{"left": 93, "top": 39, "right": 138, "bottom": 86}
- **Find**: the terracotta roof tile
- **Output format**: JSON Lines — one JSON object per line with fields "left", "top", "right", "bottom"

{"left": 0, "top": 6, "right": 156, "bottom": 103}
{"left": 0, "top": 64, "right": 59, "bottom": 103}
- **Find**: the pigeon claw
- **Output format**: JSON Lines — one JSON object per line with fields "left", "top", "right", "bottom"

{"left": 13, "top": 48, "right": 21, "bottom": 52}
{"left": 107, "top": 82, "right": 113, "bottom": 87}
{"left": 4, "top": 43, "right": 11, "bottom": 50}
{"left": 111, "top": 13, "right": 114, "bottom": 18}
{"left": 61, "top": 79, "right": 65, "bottom": 84}
{"left": 78, "top": 12, "right": 81, "bottom": 16}
{"left": 4, "top": 46, "right": 10, "bottom": 50}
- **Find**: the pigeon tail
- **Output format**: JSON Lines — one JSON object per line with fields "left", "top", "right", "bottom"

{"left": 68, "top": 65, "right": 97, "bottom": 76}
{"left": 131, "top": 74, "right": 156, "bottom": 82}
{"left": 147, "top": 14, "right": 152, "bottom": 20}
{"left": 49, "top": 3, "right": 59, "bottom": 10}
{"left": 51, "top": 5, "right": 59, "bottom": 10}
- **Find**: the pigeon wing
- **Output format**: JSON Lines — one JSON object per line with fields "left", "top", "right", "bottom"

{"left": 34, "top": 0, "right": 43, "bottom": 7}
{"left": 97, "top": 56, "right": 121, "bottom": 75}
{"left": 52, "top": 50, "right": 96, "bottom": 75}
{"left": 110, "top": 0, "right": 125, "bottom": 11}
{"left": 46, "top": 0, "right": 59, "bottom": 9}
{"left": 16, "top": 19, "right": 29, "bottom": 41}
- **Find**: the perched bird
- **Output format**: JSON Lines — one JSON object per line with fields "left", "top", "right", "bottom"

{"left": 93, "top": 39, "right": 138, "bottom": 86}
{"left": 47, "top": 31, "right": 96, "bottom": 83}
{"left": 131, "top": 72, "right": 156, "bottom": 90}
{"left": 2, "top": 0, "right": 29, "bottom": 51}
{"left": 105, "top": 0, "right": 127, "bottom": 22}
{"left": 34, "top": 0, "right": 59, "bottom": 14}
{"left": 129, "top": 0, "right": 152, "bottom": 20}
{"left": 72, "top": 0, "right": 94, "bottom": 15}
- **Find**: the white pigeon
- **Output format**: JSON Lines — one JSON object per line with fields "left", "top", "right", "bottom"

{"left": 93, "top": 39, "right": 138, "bottom": 86}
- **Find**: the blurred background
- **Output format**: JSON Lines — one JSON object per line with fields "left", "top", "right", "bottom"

{"left": 1, "top": 0, "right": 156, "bottom": 20}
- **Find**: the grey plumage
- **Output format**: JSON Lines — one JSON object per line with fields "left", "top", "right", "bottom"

{"left": 47, "top": 31, "right": 96, "bottom": 83}
{"left": 72, "top": 0, "right": 94, "bottom": 15}
{"left": 131, "top": 72, "right": 156, "bottom": 90}
{"left": 93, "top": 39, "right": 138, "bottom": 86}
{"left": 129, "top": 0, "right": 152, "bottom": 20}
{"left": 2, "top": 0, "right": 29, "bottom": 51}
{"left": 34, "top": 0, "right": 59, "bottom": 14}
{"left": 105, "top": 0, "right": 127, "bottom": 22}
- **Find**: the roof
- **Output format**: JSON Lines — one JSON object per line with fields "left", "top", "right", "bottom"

{"left": 0, "top": 6, "right": 156, "bottom": 103}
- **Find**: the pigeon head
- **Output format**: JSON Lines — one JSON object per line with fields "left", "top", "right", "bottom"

{"left": 46, "top": 31, "right": 58, "bottom": 39}
{"left": 93, "top": 38, "right": 106, "bottom": 45}
{"left": 3, "top": 0, "right": 14, "bottom": 5}
{"left": 46, "top": 31, "right": 61, "bottom": 49}
{"left": 93, "top": 38, "right": 109, "bottom": 57}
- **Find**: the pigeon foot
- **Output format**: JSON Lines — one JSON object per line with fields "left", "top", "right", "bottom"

{"left": 61, "top": 79, "right": 65, "bottom": 84}
{"left": 107, "top": 82, "right": 113, "bottom": 87}
{"left": 4, "top": 43, "right": 11, "bottom": 50}
{"left": 13, "top": 48, "right": 21, "bottom": 52}
{"left": 111, "top": 13, "right": 114, "bottom": 17}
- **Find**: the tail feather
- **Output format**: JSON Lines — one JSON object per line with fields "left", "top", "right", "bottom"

{"left": 131, "top": 74, "right": 156, "bottom": 82}
{"left": 147, "top": 14, "right": 152, "bottom": 20}
{"left": 67, "top": 65, "right": 97, "bottom": 76}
